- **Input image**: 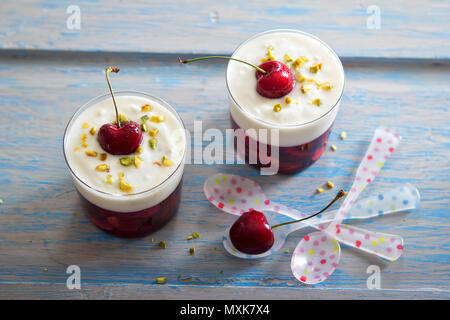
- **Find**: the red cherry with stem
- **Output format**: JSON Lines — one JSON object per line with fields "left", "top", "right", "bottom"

{"left": 229, "top": 190, "right": 345, "bottom": 255}
{"left": 97, "top": 67, "right": 142, "bottom": 155}
{"left": 178, "top": 56, "right": 293, "bottom": 99}
{"left": 230, "top": 210, "right": 274, "bottom": 255}
{"left": 255, "top": 60, "right": 294, "bottom": 98}
{"left": 98, "top": 121, "right": 142, "bottom": 155}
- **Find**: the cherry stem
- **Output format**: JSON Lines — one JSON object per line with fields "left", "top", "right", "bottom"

{"left": 271, "top": 190, "right": 346, "bottom": 230}
{"left": 105, "top": 66, "right": 121, "bottom": 128}
{"left": 178, "top": 56, "right": 267, "bottom": 74}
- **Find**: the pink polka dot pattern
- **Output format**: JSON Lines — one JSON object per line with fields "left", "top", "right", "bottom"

{"left": 291, "top": 231, "right": 341, "bottom": 285}
{"left": 325, "top": 127, "right": 402, "bottom": 259}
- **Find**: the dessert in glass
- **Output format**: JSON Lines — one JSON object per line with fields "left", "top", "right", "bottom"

{"left": 63, "top": 90, "right": 186, "bottom": 238}
{"left": 226, "top": 29, "right": 345, "bottom": 174}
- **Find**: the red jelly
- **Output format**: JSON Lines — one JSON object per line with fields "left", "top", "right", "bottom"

{"left": 77, "top": 179, "right": 183, "bottom": 238}
{"left": 231, "top": 115, "right": 332, "bottom": 174}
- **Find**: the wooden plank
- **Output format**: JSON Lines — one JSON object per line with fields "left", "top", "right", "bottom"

{"left": 0, "top": 51, "right": 449, "bottom": 298}
{"left": 0, "top": 0, "right": 449, "bottom": 59}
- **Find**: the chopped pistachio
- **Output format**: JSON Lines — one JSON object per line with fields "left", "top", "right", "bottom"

{"left": 187, "top": 235, "right": 193, "bottom": 240}
{"left": 301, "top": 84, "right": 310, "bottom": 93}
{"left": 119, "top": 179, "right": 133, "bottom": 193}
{"left": 118, "top": 172, "right": 125, "bottom": 179}
{"left": 219, "top": 270, "right": 224, "bottom": 274}
{"left": 118, "top": 113, "right": 128, "bottom": 122}
{"left": 141, "top": 115, "right": 150, "bottom": 122}
{"left": 149, "top": 128, "right": 159, "bottom": 137}
{"left": 119, "top": 157, "right": 133, "bottom": 166}
{"left": 318, "top": 81, "right": 333, "bottom": 90}
{"left": 310, "top": 63, "right": 322, "bottom": 73}
{"left": 81, "top": 142, "right": 88, "bottom": 148}
{"left": 156, "top": 277, "right": 167, "bottom": 284}
{"left": 105, "top": 174, "right": 113, "bottom": 184}
{"left": 150, "top": 115, "right": 165, "bottom": 123}
{"left": 189, "top": 247, "right": 195, "bottom": 255}
{"left": 295, "top": 73, "right": 306, "bottom": 83}
{"left": 140, "top": 122, "right": 148, "bottom": 132}
{"left": 331, "top": 144, "right": 337, "bottom": 151}
{"left": 306, "top": 78, "right": 315, "bottom": 83}
{"left": 162, "top": 156, "right": 173, "bottom": 167}
{"left": 82, "top": 123, "right": 90, "bottom": 128}
{"left": 292, "top": 58, "right": 303, "bottom": 70}
{"left": 43, "top": 268, "right": 49, "bottom": 272}
{"left": 273, "top": 104, "right": 282, "bottom": 112}
{"left": 285, "top": 96, "right": 292, "bottom": 104}
{"left": 80, "top": 133, "right": 87, "bottom": 141}
{"left": 149, "top": 138, "right": 157, "bottom": 150}
{"left": 73, "top": 147, "right": 80, "bottom": 152}
{"left": 285, "top": 249, "right": 290, "bottom": 254}
{"left": 261, "top": 57, "right": 269, "bottom": 63}
{"left": 134, "top": 146, "right": 143, "bottom": 155}
{"left": 141, "top": 104, "right": 152, "bottom": 112}
{"left": 340, "top": 131, "right": 347, "bottom": 140}
{"left": 134, "top": 155, "right": 143, "bottom": 168}
{"left": 284, "top": 54, "right": 293, "bottom": 63}
{"left": 99, "top": 153, "right": 107, "bottom": 161}
{"left": 177, "top": 273, "right": 182, "bottom": 278}
{"left": 311, "top": 98, "right": 322, "bottom": 106}
{"left": 159, "top": 241, "right": 166, "bottom": 249}
{"left": 300, "top": 56, "right": 310, "bottom": 62}
{"left": 151, "top": 237, "right": 154, "bottom": 242}
{"left": 85, "top": 150, "right": 98, "bottom": 157}
{"left": 89, "top": 127, "right": 96, "bottom": 135}
{"left": 0, "top": 199, "right": 3, "bottom": 205}
{"left": 317, "top": 188, "right": 324, "bottom": 194}
{"left": 95, "top": 164, "right": 110, "bottom": 172}
{"left": 267, "top": 46, "right": 275, "bottom": 61}
{"left": 192, "top": 232, "right": 200, "bottom": 239}
{"left": 327, "top": 181, "right": 335, "bottom": 189}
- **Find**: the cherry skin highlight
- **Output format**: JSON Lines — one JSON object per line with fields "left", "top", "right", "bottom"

{"left": 229, "top": 210, "right": 274, "bottom": 254}
{"left": 98, "top": 121, "right": 143, "bottom": 155}
{"left": 255, "top": 60, "right": 294, "bottom": 99}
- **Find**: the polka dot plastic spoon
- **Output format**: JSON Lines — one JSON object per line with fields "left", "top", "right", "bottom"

{"left": 217, "top": 183, "right": 418, "bottom": 259}
{"left": 218, "top": 184, "right": 420, "bottom": 259}
{"left": 204, "top": 173, "right": 412, "bottom": 261}
{"left": 292, "top": 127, "right": 402, "bottom": 284}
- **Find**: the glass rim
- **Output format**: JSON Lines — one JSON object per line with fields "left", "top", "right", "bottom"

{"left": 62, "top": 90, "right": 186, "bottom": 198}
{"left": 226, "top": 28, "right": 345, "bottom": 129}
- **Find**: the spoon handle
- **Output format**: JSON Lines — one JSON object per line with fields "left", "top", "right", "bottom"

{"left": 277, "top": 184, "right": 418, "bottom": 233}
{"left": 326, "top": 127, "right": 402, "bottom": 233}
{"left": 317, "top": 183, "right": 419, "bottom": 222}
{"left": 272, "top": 201, "right": 404, "bottom": 260}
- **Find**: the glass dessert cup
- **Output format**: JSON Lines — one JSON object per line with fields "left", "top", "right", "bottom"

{"left": 226, "top": 29, "right": 345, "bottom": 175}
{"left": 63, "top": 91, "right": 186, "bottom": 238}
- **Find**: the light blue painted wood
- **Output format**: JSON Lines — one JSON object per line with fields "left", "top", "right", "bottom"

{"left": 0, "top": 50, "right": 448, "bottom": 299}
{"left": 0, "top": 0, "right": 449, "bottom": 59}
{"left": 0, "top": 0, "right": 449, "bottom": 299}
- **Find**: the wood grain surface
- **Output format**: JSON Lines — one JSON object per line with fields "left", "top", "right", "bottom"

{"left": 0, "top": 0, "right": 449, "bottom": 300}
{"left": 0, "top": 0, "right": 449, "bottom": 59}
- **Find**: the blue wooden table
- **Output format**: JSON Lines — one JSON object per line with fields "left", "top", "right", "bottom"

{"left": 0, "top": 0, "right": 449, "bottom": 299}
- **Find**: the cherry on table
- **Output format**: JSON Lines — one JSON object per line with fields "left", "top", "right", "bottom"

{"left": 229, "top": 210, "right": 274, "bottom": 255}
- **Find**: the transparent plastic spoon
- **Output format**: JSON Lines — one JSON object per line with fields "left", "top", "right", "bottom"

{"left": 204, "top": 172, "right": 409, "bottom": 260}
{"left": 220, "top": 184, "right": 419, "bottom": 259}
{"left": 292, "top": 127, "right": 402, "bottom": 284}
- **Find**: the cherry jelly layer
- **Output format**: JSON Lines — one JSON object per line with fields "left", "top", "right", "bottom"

{"left": 78, "top": 178, "right": 183, "bottom": 238}
{"left": 231, "top": 115, "right": 332, "bottom": 174}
